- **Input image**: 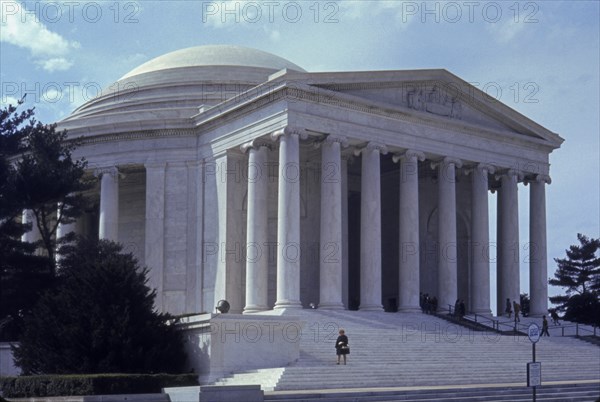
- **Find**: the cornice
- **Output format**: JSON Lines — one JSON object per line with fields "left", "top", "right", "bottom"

{"left": 72, "top": 128, "right": 196, "bottom": 146}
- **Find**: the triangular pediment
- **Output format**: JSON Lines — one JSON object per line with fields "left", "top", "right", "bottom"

{"left": 340, "top": 83, "right": 519, "bottom": 133}
{"left": 281, "top": 69, "right": 563, "bottom": 148}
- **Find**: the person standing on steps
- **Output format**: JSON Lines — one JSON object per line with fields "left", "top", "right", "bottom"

{"left": 459, "top": 300, "right": 466, "bottom": 319}
{"left": 550, "top": 310, "right": 561, "bottom": 325}
{"left": 505, "top": 298, "right": 512, "bottom": 318}
{"left": 513, "top": 300, "right": 521, "bottom": 322}
{"left": 335, "top": 328, "right": 349, "bottom": 365}
{"left": 541, "top": 315, "right": 550, "bottom": 337}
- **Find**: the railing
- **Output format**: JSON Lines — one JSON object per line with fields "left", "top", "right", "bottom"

{"left": 445, "top": 304, "right": 507, "bottom": 332}
{"left": 444, "top": 304, "right": 599, "bottom": 338}
{"left": 553, "top": 323, "right": 599, "bottom": 337}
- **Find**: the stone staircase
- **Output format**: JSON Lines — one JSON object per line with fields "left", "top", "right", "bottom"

{"left": 264, "top": 382, "right": 600, "bottom": 401}
{"left": 213, "top": 309, "right": 600, "bottom": 392}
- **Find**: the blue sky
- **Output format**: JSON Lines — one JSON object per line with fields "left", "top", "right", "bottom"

{"left": 1, "top": 0, "right": 599, "bottom": 311}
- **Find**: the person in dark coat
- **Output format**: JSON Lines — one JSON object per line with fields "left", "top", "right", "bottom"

{"left": 505, "top": 298, "right": 512, "bottom": 318}
{"left": 550, "top": 310, "right": 560, "bottom": 325}
{"left": 459, "top": 300, "right": 466, "bottom": 319}
{"left": 335, "top": 328, "right": 349, "bottom": 365}
{"left": 431, "top": 296, "right": 438, "bottom": 313}
{"left": 541, "top": 315, "right": 550, "bottom": 337}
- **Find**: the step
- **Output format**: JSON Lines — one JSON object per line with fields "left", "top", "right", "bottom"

{"left": 264, "top": 382, "right": 600, "bottom": 402}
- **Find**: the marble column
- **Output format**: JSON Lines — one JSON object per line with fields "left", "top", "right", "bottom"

{"left": 97, "top": 167, "right": 119, "bottom": 241}
{"left": 55, "top": 202, "right": 80, "bottom": 263}
{"left": 241, "top": 140, "right": 271, "bottom": 313}
{"left": 145, "top": 162, "right": 166, "bottom": 312}
{"left": 272, "top": 127, "right": 306, "bottom": 309}
{"left": 471, "top": 164, "right": 494, "bottom": 315}
{"left": 319, "top": 135, "right": 348, "bottom": 309}
{"left": 497, "top": 169, "right": 521, "bottom": 316}
{"left": 356, "top": 142, "right": 387, "bottom": 311}
{"left": 437, "top": 157, "right": 462, "bottom": 312}
{"left": 21, "top": 209, "right": 41, "bottom": 244}
{"left": 529, "top": 174, "right": 550, "bottom": 317}
{"left": 56, "top": 203, "right": 80, "bottom": 240}
{"left": 394, "top": 149, "right": 425, "bottom": 312}
{"left": 341, "top": 155, "right": 350, "bottom": 309}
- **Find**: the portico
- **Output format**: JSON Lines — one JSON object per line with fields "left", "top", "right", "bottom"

{"left": 49, "top": 45, "right": 562, "bottom": 318}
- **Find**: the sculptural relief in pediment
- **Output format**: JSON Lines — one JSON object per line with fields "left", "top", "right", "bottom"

{"left": 328, "top": 82, "right": 519, "bottom": 132}
{"left": 406, "top": 85, "right": 462, "bottom": 120}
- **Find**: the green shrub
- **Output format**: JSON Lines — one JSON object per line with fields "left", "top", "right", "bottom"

{"left": 0, "top": 373, "right": 198, "bottom": 398}
{"left": 13, "top": 238, "right": 186, "bottom": 375}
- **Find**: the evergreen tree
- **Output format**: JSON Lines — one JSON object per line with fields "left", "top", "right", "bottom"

{"left": 12, "top": 107, "right": 90, "bottom": 271}
{"left": 0, "top": 102, "right": 90, "bottom": 339}
{"left": 13, "top": 237, "right": 186, "bottom": 375}
{"left": 549, "top": 234, "right": 600, "bottom": 326}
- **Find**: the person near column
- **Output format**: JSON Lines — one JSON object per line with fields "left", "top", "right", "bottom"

{"left": 513, "top": 300, "right": 521, "bottom": 322}
{"left": 505, "top": 298, "right": 512, "bottom": 318}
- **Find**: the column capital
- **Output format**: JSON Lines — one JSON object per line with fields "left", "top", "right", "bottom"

{"left": 271, "top": 126, "right": 308, "bottom": 141}
{"left": 392, "top": 149, "right": 425, "bottom": 163}
{"left": 476, "top": 163, "right": 495, "bottom": 174}
{"left": 240, "top": 138, "right": 273, "bottom": 153}
{"left": 464, "top": 163, "right": 496, "bottom": 176}
{"left": 94, "top": 166, "right": 119, "bottom": 178}
{"left": 353, "top": 141, "right": 388, "bottom": 157}
{"left": 495, "top": 168, "right": 524, "bottom": 182}
{"left": 430, "top": 157, "right": 462, "bottom": 170}
{"left": 524, "top": 174, "right": 552, "bottom": 185}
{"left": 323, "top": 134, "right": 349, "bottom": 147}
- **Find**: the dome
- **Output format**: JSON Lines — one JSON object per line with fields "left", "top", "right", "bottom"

{"left": 120, "top": 45, "right": 305, "bottom": 79}
{"left": 64, "top": 45, "right": 306, "bottom": 123}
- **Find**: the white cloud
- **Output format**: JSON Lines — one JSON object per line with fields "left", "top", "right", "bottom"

{"left": 0, "top": 1, "right": 78, "bottom": 70}
{"left": 0, "top": 95, "right": 19, "bottom": 108}
{"left": 339, "top": 1, "right": 414, "bottom": 29}
{"left": 36, "top": 57, "right": 73, "bottom": 72}
{"left": 486, "top": 19, "right": 527, "bottom": 44}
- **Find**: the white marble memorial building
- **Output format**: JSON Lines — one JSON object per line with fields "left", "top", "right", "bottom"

{"left": 44, "top": 45, "right": 563, "bottom": 317}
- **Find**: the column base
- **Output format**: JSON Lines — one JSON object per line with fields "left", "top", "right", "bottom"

{"left": 359, "top": 304, "right": 383, "bottom": 311}
{"left": 318, "top": 302, "right": 345, "bottom": 310}
{"left": 243, "top": 305, "right": 269, "bottom": 314}
{"left": 471, "top": 308, "right": 492, "bottom": 317}
{"left": 398, "top": 306, "right": 421, "bottom": 313}
{"left": 274, "top": 300, "right": 303, "bottom": 310}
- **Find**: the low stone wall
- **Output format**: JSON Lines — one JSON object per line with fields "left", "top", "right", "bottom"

{"left": 0, "top": 342, "right": 20, "bottom": 376}
{"left": 199, "top": 385, "right": 263, "bottom": 402}
{"left": 177, "top": 314, "right": 303, "bottom": 384}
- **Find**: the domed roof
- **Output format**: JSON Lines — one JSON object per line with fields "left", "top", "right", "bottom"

{"left": 63, "top": 45, "right": 306, "bottom": 125}
{"left": 120, "top": 45, "right": 305, "bottom": 79}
